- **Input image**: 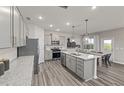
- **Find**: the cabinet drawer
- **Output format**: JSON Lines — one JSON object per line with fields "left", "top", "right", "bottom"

{"left": 70, "top": 57, "right": 76, "bottom": 61}
{"left": 70, "top": 66, "right": 76, "bottom": 73}
{"left": 77, "top": 58, "right": 83, "bottom": 62}
{"left": 77, "top": 66, "right": 84, "bottom": 72}
{"left": 76, "top": 69, "right": 83, "bottom": 78}
{"left": 77, "top": 61, "right": 84, "bottom": 67}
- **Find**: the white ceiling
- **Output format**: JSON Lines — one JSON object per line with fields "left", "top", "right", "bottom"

{"left": 18, "top": 6, "right": 124, "bottom": 35}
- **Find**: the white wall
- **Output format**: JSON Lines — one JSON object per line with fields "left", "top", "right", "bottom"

{"left": 96, "top": 28, "right": 124, "bottom": 64}
{"left": 0, "top": 48, "right": 17, "bottom": 62}
{"left": 27, "top": 23, "right": 44, "bottom": 63}
{"left": 44, "top": 30, "right": 82, "bottom": 49}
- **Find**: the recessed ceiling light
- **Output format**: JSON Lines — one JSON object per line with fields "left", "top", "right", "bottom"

{"left": 56, "top": 29, "right": 60, "bottom": 31}
{"left": 49, "top": 24, "right": 53, "bottom": 27}
{"left": 92, "top": 6, "right": 96, "bottom": 10}
{"left": 38, "top": 16, "right": 43, "bottom": 20}
{"left": 66, "top": 22, "right": 70, "bottom": 26}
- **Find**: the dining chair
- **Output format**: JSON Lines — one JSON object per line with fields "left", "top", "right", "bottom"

{"left": 104, "top": 54, "right": 111, "bottom": 67}
{"left": 107, "top": 54, "right": 111, "bottom": 66}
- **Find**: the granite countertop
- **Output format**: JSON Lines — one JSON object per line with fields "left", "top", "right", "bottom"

{"left": 61, "top": 51, "right": 95, "bottom": 60}
{"left": 0, "top": 56, "right": 34, "bottom": 86}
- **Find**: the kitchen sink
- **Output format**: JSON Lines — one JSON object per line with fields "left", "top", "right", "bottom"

{"left": 71, "top": 53, "right": 81, "bottom": 56}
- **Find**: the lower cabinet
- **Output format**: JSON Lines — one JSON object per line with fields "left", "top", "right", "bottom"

{"left": 66, "top": 55, "right": 76, "bottom": 73}
{"left": 83, "top": 59, "right": 95, "bottom": 80}
{"left": 64, "top": 54, "right": 95, "bottom": 81}
{"left": 70, "top": 56, "right": 76, "bottom": 73}
{"left": 66, "top": 54, "right": 71, "bottom": 69}
{"left": 76, "top": 58, "right": 84, "bottom": 78}
{"left": 61, "top": 53, "right": 66, "bottom": 66}
{"left": 45, "top": 50, "right": 52, "bottom": 60}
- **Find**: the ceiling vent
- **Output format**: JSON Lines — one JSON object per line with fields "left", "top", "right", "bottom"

{"left": 59, "top": 6, "right": 68, "bottom": 9}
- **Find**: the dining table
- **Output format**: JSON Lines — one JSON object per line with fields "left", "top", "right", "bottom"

{"left": 84, "top": 51, "right": 111, "bottom": 67}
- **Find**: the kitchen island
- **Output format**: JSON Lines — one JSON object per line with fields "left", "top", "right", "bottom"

{"left": 61, "top": 51, "right": 97, "bottom": 81}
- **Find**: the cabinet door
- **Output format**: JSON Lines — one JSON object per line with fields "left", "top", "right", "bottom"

{"left": 61, "top": 53, "right": 64, "bottom": 64}
{"left": 0, "top": 6, "right": 12, "bottom": 48}
{"left": 84, "top": 59, "right": 94, "bottom": 80}
{"left": 76, "top": 58, "right": 84, "bottom": 78}
{"left": 70, "top": 56, "right": 76, "bottom": 73}
{"left": 66, "top": 55, "right": 71, "bottom": 69}
{"left": 13, "top": 7, "right": 20, "bottom": 47}
{"left": 61, "top": 53, "right": 66, "bottom": 66}
{"left": 23, "top": 22, "right": 27, "bottom": 45}
{"left": 19, "top": 16, "right": 24, "bottom": 46}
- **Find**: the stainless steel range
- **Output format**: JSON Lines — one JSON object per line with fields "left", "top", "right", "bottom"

{"left": 51, "top": 48, "right": 61, "bottom": 60}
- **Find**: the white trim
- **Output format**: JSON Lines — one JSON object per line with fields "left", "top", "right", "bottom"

{"left": 113, "top": 60, "right": 124, "bottom": 65}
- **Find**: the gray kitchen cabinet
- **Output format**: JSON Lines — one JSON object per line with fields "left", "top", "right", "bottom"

{"left": 66, "top": 54, "right": 71, "bottom": 69}
{"left": 76, "top": 58, "right": 95, "bottom": 80}
{"left": 61, "top": 53, "right": 66, "bottom": 66}
{"left": 76, "top": 58, "right": 84, "bottom": 78}
{"left": 83, "top": 59, "right": 95, "bottom": 80}
{"left": 62, "top": 52, "right": 96, "bottom": 81}
{"left": 0, "top": 6, "right": 12, "bottom": 48}
{"left": 70, "top": 56, "right": 76, "bottom": 73}
{"left": 66, "top": 55, "right": 76, "bottom": 73}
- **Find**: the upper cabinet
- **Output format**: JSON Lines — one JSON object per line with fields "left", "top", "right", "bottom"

{"left": 19, "top": 15, "right": 24, "bottom": 46}
{"left": 23, "top": 22, "right": 27, "bottom": 45}
{"left": 44, "top": 34, "right": 51, "bottom": 45}
{"left": 0, "top": 6, "right": 27, "bottom": 49}
{"left": 0, "top": 6, "right": 12, "bottom": 48}
{"left": 13, "top": 7, "right": 20, "bottom": 47}
{"left": 13, "top": 7, "right": 27, "bottom": 47}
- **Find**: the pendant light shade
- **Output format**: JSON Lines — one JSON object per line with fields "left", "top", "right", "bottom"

{"left": 83, "top": 19, "right": 90, "bottom": 46}
{"left": 83, "top": 19, "right": 89, "bottom": 36}
{"left": 71, "top": 25, "right": 75, "bottom": 42}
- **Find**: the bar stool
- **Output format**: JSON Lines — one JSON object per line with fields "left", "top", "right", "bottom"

{"left": 0, "top": 62, "right": 5, "bottom": 76}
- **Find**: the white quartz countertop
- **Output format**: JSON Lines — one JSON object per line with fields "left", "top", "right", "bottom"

{"left": 0, "top": 56, "right": 34, "bottom": 86}
{"left": 61, "top": 51, "right": 95, "bottom": 60}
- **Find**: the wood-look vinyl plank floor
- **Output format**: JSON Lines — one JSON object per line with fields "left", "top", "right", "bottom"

{"left": 32, "top": 60, "right": 124, "bottom": 86}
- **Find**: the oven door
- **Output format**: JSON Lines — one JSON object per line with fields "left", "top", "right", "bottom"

{"left": 52, "top": 52, "right": 61, "bottom": 59}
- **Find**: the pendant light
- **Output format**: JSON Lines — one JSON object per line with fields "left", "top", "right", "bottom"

{"left": 84, "top": 19, "right": 89, "bottom": 36}
{"left": 71, "top": 25, "right": 75, "bottom": 42}
{"left": 83, "top": 19, "right": 90, "bottom": 43}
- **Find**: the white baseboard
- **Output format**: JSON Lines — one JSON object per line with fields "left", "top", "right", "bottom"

{"left": 113, "top": 60, "right": 124, "bottom": 65}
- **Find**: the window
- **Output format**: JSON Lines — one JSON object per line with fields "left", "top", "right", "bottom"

{"left": 83, "top": 37, "right": 95, "bottom": 50}
{"left": 103, "top": 40, "right": 112, "bottom": 51}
